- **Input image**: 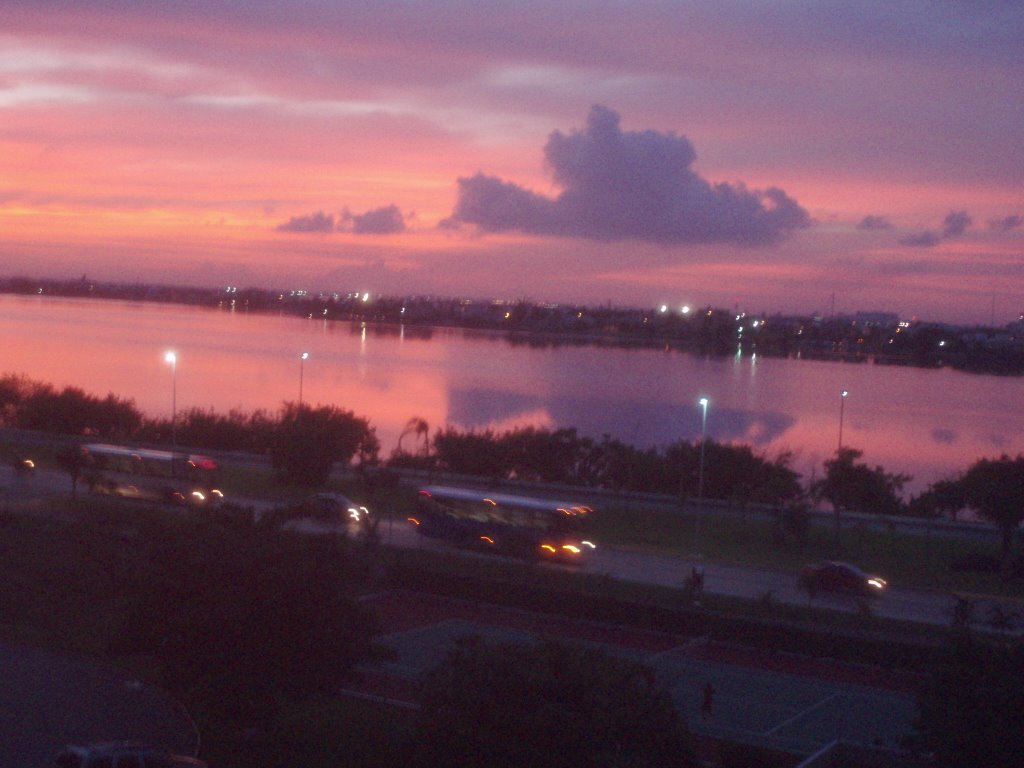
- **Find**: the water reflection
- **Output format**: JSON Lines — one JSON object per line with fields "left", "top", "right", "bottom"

{"left": 446, "top": 387, "right": 795, "bottom": 448}
{"left": 1, "top": 294, "right": 1022, "bottom": 495}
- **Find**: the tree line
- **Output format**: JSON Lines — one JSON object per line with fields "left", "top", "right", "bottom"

{"left": 3, "top": 373, "right": 1022, "bottom": 562}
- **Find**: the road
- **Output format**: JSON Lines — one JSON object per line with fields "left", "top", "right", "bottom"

{"left": 370, "top": 516, "right": 966, "bottom": 628}
{"left": 3, "top": 461, "right": 1014, "bottom": 633}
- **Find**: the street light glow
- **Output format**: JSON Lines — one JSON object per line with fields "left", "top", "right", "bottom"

{"left": 696, "top": 395, "right": 710, "bottom": 545}
{"left": 164, "top": 350, "right": 177, "bottom": 448}
{"left": 838, "top": 388, "right": 849, "bottom": 451}
{"left": 299, "top": 352, "right": 310, "bottom": 405}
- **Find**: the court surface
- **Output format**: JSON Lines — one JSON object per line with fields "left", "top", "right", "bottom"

{"left": 356, "top": 590, "right": 921, "bottom": 758}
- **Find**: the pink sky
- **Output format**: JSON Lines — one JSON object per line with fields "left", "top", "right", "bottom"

{"left": 2, "top": 2, "right": 1022, "bottom": 324}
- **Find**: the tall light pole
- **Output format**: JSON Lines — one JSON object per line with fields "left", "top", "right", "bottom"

{"left": 164, "top": 351, "right": 177, "bottom": 448}
{"left": 299, "top": 351, "right": 309, "bottom": 406}
{"left": 838, "top": 389, "right": 849, "bottom": 453}
{"left": 696, "top": 396, "right": 709, "bottom": 538}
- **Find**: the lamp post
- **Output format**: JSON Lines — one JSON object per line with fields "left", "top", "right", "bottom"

{"left": 696, "top": 396, "right": 709, "bottom": 538}
{"left": 299, "top": 351, "right": 309, "bottom": 406}
{"left": 838, "top": 389, "right": 849, "bottom": 453}
{"left": 164, "top": 351, "right": 177, "bottom": 448}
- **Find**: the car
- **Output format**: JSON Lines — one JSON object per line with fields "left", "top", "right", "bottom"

{"left": 798, "top": 561, "right": 887, "bottom": 597}
{"left": 306, "top": 492, "right": 370, "bottom": 524}
{"left": 54, "top": 742, "right": 206, "bottom": 768}
{"left": 12, "top": 456, "right": 35, "bottom": 475}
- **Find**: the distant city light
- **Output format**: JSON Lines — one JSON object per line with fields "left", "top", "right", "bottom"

{"left": 361, "top": 292, "right": 370, "bottom": 302}
{"left": 659, "top": 304, "right": 668, "bottom": 313}
{"left": 681, "top": 305, "right": 691, "bottom": 314}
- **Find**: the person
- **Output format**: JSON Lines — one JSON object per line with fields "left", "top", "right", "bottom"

{"left": 690, "top": 565, "right": 704, "bottom": 594}
{"left": 701, "top": 681, "right": 714, "bottom": 718}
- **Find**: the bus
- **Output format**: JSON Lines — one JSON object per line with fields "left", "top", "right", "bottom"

{"left": 81, "top": 443, "right": 224, "bottom": 507}
{"left": 410, "top": 485, "right": 595, "bottom": 561}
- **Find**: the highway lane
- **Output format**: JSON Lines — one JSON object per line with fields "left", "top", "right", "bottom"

{"left": 372, "top": 517, "right": 964, "bottom": 628}
{"left": 2, "top": 464, "right": 1006, "bottom": 633}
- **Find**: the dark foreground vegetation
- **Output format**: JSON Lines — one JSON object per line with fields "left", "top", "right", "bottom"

{"left": 2, "top": 495, "right": 1023, "bottom": 767}
{"left": 3, "top": 371, "right": 1023, "bottom": 765}
{"left": 0, "top": 502, "right": 702, "bottom": 767}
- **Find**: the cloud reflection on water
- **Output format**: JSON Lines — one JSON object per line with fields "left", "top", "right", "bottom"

{"left": 446, "top": 387, "right": 796, "bottom": 448}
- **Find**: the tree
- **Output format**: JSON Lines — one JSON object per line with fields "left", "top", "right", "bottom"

{"left": 811, "top": 447, "right": 909, "bottom": 531}
{"left": 55, "top": 443, "right": 87, "bottom": 498}
{"left": 120, "top": 519, "right": 379, "bottom": 728}
{"left": 432, "top": 427, "right": 511, "bottom": 480}
{"left": 505, "top": 426, "right": 587, "bottom": 483}
{"left": 409, "top": 638, "right": 697, "bottom": 768}
{"left": 912, "top": 637, "right": 1024, "bottom": 767}
{"left": 13, "top": 383, "right": 142, "bottom": 437}
{"left": 396, "top": 416, "right": 430, "bottom": 456}
{"left": 957, "top": 455, "right": 1024, "bottom": 562}
{"left": 269, "top": 402, "right": 375, "bottom": 486}
{"left": 389, "top": 416, "right": 434, "bottom": 471}
{"left": 908, "top": 478, "right": 968, "bottom": 520}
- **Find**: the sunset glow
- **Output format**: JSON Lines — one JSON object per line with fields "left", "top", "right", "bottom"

{"left": 2, "top": 2, "right": 1021, "bottom": 324}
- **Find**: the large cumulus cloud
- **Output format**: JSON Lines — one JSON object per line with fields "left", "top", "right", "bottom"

{"left": 446, "top": 106, "right": 810, "bottom": 246}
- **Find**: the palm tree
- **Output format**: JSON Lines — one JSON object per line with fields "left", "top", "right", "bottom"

{"left": 396, "top": 416, "right": 430, "bottom": 456}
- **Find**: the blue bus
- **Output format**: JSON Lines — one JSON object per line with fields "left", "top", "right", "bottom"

{"left": 410, "top": 485, "right": 595, "bottom": 561}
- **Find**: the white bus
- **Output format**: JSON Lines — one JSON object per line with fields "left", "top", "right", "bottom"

{"left": 410, "top": 485, "right": 595, "bottom": 561}
{"left": 82, "top": 443, "right": 224, "bottom": 507}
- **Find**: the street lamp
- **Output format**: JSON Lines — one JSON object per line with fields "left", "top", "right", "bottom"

{"left": 696, "top": 397, "right": 709, "bottom": 539}
{"left": 164, "top": 351, "right": 177, "bottom": 448}
{"left": 697, "top": 397, "right": 709, "bottom": 499}
{"left": 838, "top": 389, "right": 849, "bottom": 452}
{"left": 299, "top": 351, "right": 309, "bottom": 406}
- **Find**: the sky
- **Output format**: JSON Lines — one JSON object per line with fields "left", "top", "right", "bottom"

{"left": 2, "top": 1, "right": 1022, "bottom": 325}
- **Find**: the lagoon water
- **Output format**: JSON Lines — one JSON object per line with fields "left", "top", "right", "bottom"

{"left": 2, "top": 293, "right": 1022, "bottom": 496}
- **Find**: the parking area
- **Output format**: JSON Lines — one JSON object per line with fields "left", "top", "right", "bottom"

{"left": 0, "top": 640, "right": 198, "bottom": 768}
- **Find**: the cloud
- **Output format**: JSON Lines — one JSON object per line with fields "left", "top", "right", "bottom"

{"left": 898, "top": 231, "right": 941, "bottom": 248}
{"left": 989, "top": 214, "right": 1022, "bottom": 232}
{"left": 446, "top": 105, "right": 810, "bottom": 246}
{"left": 277, "top": 205, "right": 407, "bottom": 235}
{"left": 341, "top": 204, "right": 407, "bottom": 234}
{"left": 276, "top": 211, "right": 336, "bottom": 233}
{"left": 857, "top": 215, "right": 892, "bottom": 230}
{"left": 899, "top": 209, "right": 972, "bottom": 247}
{"left": 941, "top": 210, "right": 971, "bottom": 238}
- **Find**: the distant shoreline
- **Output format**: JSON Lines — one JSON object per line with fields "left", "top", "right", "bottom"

{"left": 3, "top": 275, "right": 1023, "bottom": 376}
